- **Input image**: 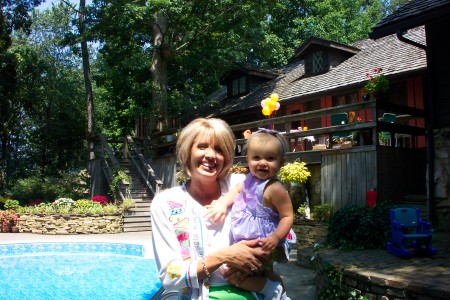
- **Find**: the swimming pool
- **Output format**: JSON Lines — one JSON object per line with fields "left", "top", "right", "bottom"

{"left": 0, "top": 242, "right": 162, "bottom": 300}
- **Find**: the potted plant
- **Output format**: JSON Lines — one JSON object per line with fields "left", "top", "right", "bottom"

{"left": 279, "top": 160, "right": 312, "bottom": 215}
{"left": 1, "top": 210, "right": 19, "bottom": 232}
{"left": 279, "top": 160, "right": 311, "bottom": 185}
{"left": 363, "top": 67, "right": 390, "bottom": 99}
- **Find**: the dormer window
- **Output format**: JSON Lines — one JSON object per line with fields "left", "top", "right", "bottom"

{"left": 232, "top": 76, "right": 247, "bottom": 96}
{"left": 313, "top": 51, "right": 324, "bottom": 74}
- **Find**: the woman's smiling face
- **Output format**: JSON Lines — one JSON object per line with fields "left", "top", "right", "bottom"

{"left": 188, "top": 133, "right": 225, "bottom": 180}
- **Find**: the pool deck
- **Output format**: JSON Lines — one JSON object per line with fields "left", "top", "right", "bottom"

{"left": 0, "top": 232, "right": 317, "bottom": 299}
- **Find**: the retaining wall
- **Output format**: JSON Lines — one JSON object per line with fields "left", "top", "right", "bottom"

{"left": 17, "top": 213, "right": 123, "bottom": 234}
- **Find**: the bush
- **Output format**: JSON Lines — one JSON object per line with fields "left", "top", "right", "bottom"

{"left": 9, "top": 177, "right": 64, "bottom": 205}
{"left": 8, "top": 170, "right": 90, "bottom": 205}
{"left": 4, "top": 199, "right": 20, "bottom": 211}
{"left": 326, "top": 201, "right": 395, "bottom": 249}
{"left": 312, "top": 203, "right": 334, "bottom": 222}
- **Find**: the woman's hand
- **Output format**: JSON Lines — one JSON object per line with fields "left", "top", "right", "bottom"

{"left": 221, "top": 239, "right": 270, "bottom": 274}
{"left": 223, "top": 265, "right": 249, "bottom": 288}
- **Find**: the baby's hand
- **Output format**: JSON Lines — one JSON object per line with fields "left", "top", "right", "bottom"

{"left": 204, "top": 200, "right": 228, "bottom": 223}
{"left": 259, "top": 234, "right": 280, "bottom": 253}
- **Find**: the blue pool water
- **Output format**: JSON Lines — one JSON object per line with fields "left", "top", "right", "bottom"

{"left": 0, "top": 242, "right": 162, "bottom": 300}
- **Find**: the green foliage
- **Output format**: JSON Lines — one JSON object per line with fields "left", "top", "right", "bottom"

{"left": 110, "top": 168, "right": 132, "bottom": 197}
{"left": 312, "top": 204, "right": 334, "bottom": 223}
{"left": 319, "top": 263, "right": 372, "bottom": 300}
{"left": 297, "top": 203, "right": 309, "bottom": 218}
{"left": 121, "top": 198, "right": 136, "bottom": 212}
{"left": 20, "top": 198, "right": 124, "bottom": 215}
{"left": 8, "top": 176, "right": 65, "bottom": 205}
{"left": 326, "top": 201, "right": 395, "bottom": 249}
{"left": 8, "top": 170, "right": 91, "bottom": 205}
{"left": 279, "top": 161, "right": 311, "bottom": 184}
{"left": 4, "top": 199, "right": 20, "bottom": 211}
{"left": 364, "top": 68, "right": 390, "bottom": 93}
{"left": 74, "top": 199, "right": 94, "bottom": 208}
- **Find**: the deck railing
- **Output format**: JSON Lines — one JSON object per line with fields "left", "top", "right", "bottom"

{"left": 148, "top": 100, "right": 427, "bottom": 160}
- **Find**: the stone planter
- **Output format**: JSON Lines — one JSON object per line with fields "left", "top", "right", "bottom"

{"left": 17, "top": 213, "right": 124, "bottom": 234}
{"left": 293, "top": 219, "right": 329, "bottom": 269}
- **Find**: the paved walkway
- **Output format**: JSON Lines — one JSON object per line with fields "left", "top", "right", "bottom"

{"left": 315, "top": 231, "right": 450, "bottom": 299}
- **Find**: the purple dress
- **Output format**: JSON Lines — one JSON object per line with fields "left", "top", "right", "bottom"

{"left": 230, "top": 173, "right": 289, "bottom": 263}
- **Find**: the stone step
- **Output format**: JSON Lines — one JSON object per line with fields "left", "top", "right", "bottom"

{"left": 123, "top": 225, "right": 151, "bottom": 232}
{"left": 124, "top": 211, "right": 150, "bottom": 217}
{"left": 124, "top": 216, "right": 151, "bottom": 223}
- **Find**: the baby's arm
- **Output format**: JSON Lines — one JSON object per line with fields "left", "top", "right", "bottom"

{"left": 205, "top": 182, "right": 243, "bottom": 223}
{"left": 260, "top": 182, "right": 294, "bottom": 252}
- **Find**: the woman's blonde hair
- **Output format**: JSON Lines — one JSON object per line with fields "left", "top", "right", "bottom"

{"left": 176, "top": 118, "right": 236, "bottom": 180}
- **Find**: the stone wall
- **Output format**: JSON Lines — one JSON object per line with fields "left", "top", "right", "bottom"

{"left": 293, "top": 219, "right": 329, "bottom": 249}
{"left": 434, "top": 127, "right": 450, "bottom": 231}
{"left": 293, "top": 219, "right": 329, "bottom": 268}
{"left": 18, "top": 213, "right": 123, "bottom": 234}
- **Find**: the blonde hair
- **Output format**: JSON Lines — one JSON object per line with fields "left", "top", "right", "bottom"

{"left": 176, "top": 118, "right": 236, "bottom": 180}
{"left": 246, "top": 130, "right": 289, "bottom": 157}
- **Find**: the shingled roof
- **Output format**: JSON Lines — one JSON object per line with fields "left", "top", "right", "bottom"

{"left": 208, "top": 26, "right": 426, "bottom": 118}
{"left": 370, "top": 0, "right": 450, "bottom": 39}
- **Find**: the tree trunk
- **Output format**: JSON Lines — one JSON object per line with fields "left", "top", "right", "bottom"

{"left": 150, "top": 11, "right": 169, "bottom": 132}
{"left": 79, "top": 0, "right": 95, "bottom": 160}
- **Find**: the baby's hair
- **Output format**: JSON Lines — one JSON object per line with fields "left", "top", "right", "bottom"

{"left": 247, "top": 128, "right": 289, "bottom": 156}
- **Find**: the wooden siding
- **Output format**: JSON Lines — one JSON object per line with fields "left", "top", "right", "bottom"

{"left": 321, "top": 146, "right": 377, "bottom": 210}
{"left": 428, "top": 19, "right": 450, "bottom": 128}
{"left": 150, "top": 155, "right": 178, "bottom": 189}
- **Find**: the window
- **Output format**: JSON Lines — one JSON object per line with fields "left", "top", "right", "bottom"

{"left": 231, "top": 76, "right": 247, "bottom": 96}
{"left": 313, "top": 51, "right": 324, "bottom": 74}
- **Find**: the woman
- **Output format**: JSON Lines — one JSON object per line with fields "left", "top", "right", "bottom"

{"left": 151, "top": 118, "right": 269, "bottom": 299}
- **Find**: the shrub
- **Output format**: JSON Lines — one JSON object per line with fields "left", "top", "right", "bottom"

{"left": 4, "top": 199, "right": 20, "bottom": 211}
{"left": 312, "top": 203, "right": 334, "bottom": 222}
{"left": 121, "top": 198, "right": 136, "bottom": 211}
{"left": 326, "top": 201, "right": 395, "bottom": 249}
{"left": 9, "top": 177, "right": 64, "bottom": 205}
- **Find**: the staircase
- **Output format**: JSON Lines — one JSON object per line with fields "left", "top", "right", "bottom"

{"left": 119, "top": 159, "right": 153, "bottom": 232}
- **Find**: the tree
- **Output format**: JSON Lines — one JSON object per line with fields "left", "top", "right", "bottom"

{"left": 89, "top": 0, "right": 282, "bottom": 133}
{"left": 88, "top": 0, "right": 396, "bottom": 135}
{"left": 0, "top": 0, "right": 44, "bottom": 189}
{"left": 5, "top": 3, "right": 87, "bottom": 183}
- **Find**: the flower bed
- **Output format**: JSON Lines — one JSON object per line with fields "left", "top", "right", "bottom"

{"left": 17, "top": 213, "right": 123, "bottom": 234}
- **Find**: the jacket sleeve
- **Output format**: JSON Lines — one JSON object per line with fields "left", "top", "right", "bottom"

{"left": 150, "top": 189, "right": 201, "bottom": 291}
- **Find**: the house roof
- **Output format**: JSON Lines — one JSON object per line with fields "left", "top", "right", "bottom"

{"left": 370, "top": 0, "right": 450, "bottom": 39}
{"left": 291, "top": 36, "right": 360, "bottom": 61}
{"left": 220, "top": 62, "right": 281, "bottom": 84}
{"left": 208, "top": 26, "right": 426, "bottom": 118}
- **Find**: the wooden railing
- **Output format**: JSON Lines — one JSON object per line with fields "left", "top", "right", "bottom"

{"left": 148, "top": 100, "right": 427, "bottom": 159}
{"left": 124, "top": 136, "right": 163, "bottom": 197}
{"left": 98, "top": 133, "right": 128, "bottom": 202}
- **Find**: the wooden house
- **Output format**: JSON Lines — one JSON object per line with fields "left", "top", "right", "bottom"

{"left": 199, "top": 27, "right": 429, "bottom": 214}
{"left": 369, "top": 0, "right": 450, "bottom": 231}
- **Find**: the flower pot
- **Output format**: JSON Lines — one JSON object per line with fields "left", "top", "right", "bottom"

{"left": 11, "top": 226, "right": 19, "bottom": 233}
{"left": 1, "top": 223, "right": 12, "bottom": 233}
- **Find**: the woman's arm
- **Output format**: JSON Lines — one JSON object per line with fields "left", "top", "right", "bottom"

{"left": 151, "top": 185, "right": 265, "bottom": 291}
